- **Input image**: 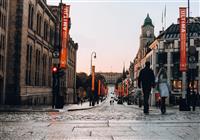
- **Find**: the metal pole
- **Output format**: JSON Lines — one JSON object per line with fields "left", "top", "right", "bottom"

{"left": 182, "top": 0, "right": 190, "bottom": 99}
{"left": 182, "top": 72, "right": 187, "bottom": 99}
{"left": 56, "top": 0, "right": 62, "bottom": 108}
{"left": 90, "top": 51, "right": 96, "bottom": 74}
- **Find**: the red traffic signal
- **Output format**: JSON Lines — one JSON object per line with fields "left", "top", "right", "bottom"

{"left": 52, "top": 67, "right": 58, "bottom": 73}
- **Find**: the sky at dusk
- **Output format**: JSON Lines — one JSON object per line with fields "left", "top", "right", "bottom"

{"left": 47, "top": 0, "right": 200, "bottom": 74}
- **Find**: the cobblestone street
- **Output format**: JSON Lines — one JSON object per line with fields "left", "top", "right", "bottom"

{"left": 0, "top": 99, "right": 200, "bottom": 139}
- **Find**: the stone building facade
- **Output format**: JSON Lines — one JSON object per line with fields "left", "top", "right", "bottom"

{"left": 97, "top": 72, "right": 122, "bottom": 85}
{"left": 65, "top": 38, "right": 78, "bottom": 104}
{"left": 6, "top": 0, "right": 56, "bottom": 105}
{"left": 0, "top": 0, "right": 9, "bottom": 104}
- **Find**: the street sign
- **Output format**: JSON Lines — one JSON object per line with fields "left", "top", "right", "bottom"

{"left": 53, "top": 51, "right": 59, "bottom": 58}
{"left": 52, "top": 58, "right": 59, "bottom": 64}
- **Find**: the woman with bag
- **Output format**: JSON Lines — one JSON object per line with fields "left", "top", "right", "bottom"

{"left": 157, "top": 66, "right": 170, "bottom": 114}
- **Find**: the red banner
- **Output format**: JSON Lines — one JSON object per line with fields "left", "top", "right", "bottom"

{"left": 60, "top": 4, "right": 70, "bottom": 69}
{"left": 122, "top": 84, "right": 124, "bottom": 96}
{"left": 179, "top": 7, "right": 187, "bottom": 71}
{"left": 98, "top": 80, "right": 101, "bottom": 96}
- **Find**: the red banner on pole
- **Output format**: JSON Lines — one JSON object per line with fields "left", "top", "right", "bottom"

{"left": 60, "top": 4, "right": 70, "bottom": 69}
{"left": 122, "top": 84, "right": 124, "bottom": 96}
{"left": 98, "top": 80, "right": 101, "bottom": 96}
{"left": 179, "top": 7, "right": 187, "bottom": 72}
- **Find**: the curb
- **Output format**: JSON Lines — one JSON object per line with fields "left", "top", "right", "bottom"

{"left": 67, "top": 99, "right": 107, "bottom": 111}
{"left": 0, "top": 98, "right": 108, "bottom": 112}
{"left": 0, "top": 109, "right": 61, "bottom": 112}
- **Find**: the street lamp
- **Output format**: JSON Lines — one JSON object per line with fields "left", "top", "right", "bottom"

{"left": 90, "top": 51, "right": 96, "bottom": 106}
{"left": 91, "top": 51, "right": 96, "bottom": 74}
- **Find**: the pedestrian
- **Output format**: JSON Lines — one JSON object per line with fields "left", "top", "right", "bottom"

{"left": 138, "top": 61, "right": 155, "bottom": 114}
{"left": 191, "top": 91, "right": 197, "bottom": 111}
{"left": 157, "top": 65, "right": 170, "bottom": 114}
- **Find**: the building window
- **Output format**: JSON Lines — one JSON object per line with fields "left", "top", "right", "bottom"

{"left": 172, "top": 80, "right": 182, "bottom": 91}
{"left": 43, "top": 21, "right": 48, "bottom": 41}
{"left": 0, "top": 0, "right": 7, "bottom": 10}
{"left": 172, "top": 52, "right": 181, "bottom": 79}
{"left": 26, "top": 45, "right": 32, "bottom": 85}
{"left": 157, "top": 52, "right": 167, "bottom": 64}
{"left": 28, "top": 4, "right": 34, "bottom": 29}
{"left": 35, "top": 50, "right": 40, "bottom": 86}
{"left": 194, "top": 38, "right": 200, "bottom": 47}
{"left": 48, "top": 57, "right": 52, "bottom": 86}
{"left": 36, "top": 13, "right": 42, "bottom": 36}
{"left": 50, "top": 27, "right": 54, "bottom": 45}
{"left": 0, "top": 34, "right": 5, "bottom": 50}
{"left": 0, "top": 11, "right": 6, "bottom": 30}
{"left": 42, "top": 54, "right": 47, "bottom": 86}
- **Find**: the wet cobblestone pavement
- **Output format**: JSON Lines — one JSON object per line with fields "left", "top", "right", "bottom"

{"left": 0, "top": 99, "right": 200, "bottom": 139}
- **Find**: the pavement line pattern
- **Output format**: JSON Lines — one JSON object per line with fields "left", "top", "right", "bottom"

{"left": 0, "top": 120, "right": 199, "bottom": 140}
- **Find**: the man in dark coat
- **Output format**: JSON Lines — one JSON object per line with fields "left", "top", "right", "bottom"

{"left": 138, "top": 61, "right": 155, "bottom": 114}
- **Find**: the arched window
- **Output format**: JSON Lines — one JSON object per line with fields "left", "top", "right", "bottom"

{"left": 42, "top": 54, "right": 47, "bottom": 86}
{"left": 37, "top": 13, "right": 42, "bottom": 35}
{"left": 26, "top": 44, "right": 32, "bottom": 85}
{"left": 48, "top": 57, "right": 52, "bottom": 86}
{"left": 43, "top": 21, "right": 49, "bottom": 41}
{"left": 28, "top": 4, "right": 34, "bottom": 29}
{"left": 35, "top": 50, "right": 41, "bottom": 86}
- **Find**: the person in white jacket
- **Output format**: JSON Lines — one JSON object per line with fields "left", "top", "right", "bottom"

{"left": 157, "top": 66, "right": 170, "bottom": 114}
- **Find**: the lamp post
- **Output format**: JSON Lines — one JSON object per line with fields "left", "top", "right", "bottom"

{"left": 91, "top": 51, "right": 96, "bottom": 74}
{"left": 90, "top": 51, "right": 96, "bottom": 106}
{"left": 52, "top": 0, "right": 63, "bottom": 109}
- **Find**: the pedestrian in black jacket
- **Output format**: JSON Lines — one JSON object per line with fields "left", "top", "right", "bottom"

{"left": 138, "top": 61, "right": 155, "bottom": 114}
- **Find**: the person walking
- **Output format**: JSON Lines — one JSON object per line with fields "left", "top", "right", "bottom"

{"left": 138, "top": 61, "right": 155, "bottom": 114}
{"left": 157, "top": 66, "right": 170, "bottom": 114}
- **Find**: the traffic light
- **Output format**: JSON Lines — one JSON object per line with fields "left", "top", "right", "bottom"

{"left": 52, "top": 67, "right": 58, "bottom": 73}
{"left": 52, "top": 67, "right": 58, "bottom": 89}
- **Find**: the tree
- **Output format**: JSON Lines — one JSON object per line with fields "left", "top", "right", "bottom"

{"left": 76, "top": 72, "right": 88, "bottom": 90}
{"left": 115, "top": 76, "right": 123, "bottom": 89}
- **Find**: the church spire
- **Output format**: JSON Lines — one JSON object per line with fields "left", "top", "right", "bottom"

{"left": 122, "top": 62, "right": 126, "bottom": 79}
{"left": 143, "top": 13, "right": 154, "bottom": 27}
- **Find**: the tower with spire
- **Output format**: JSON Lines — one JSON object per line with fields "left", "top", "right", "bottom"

{"left": 139, "top": 13, "right": 155, "bottom": 58}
